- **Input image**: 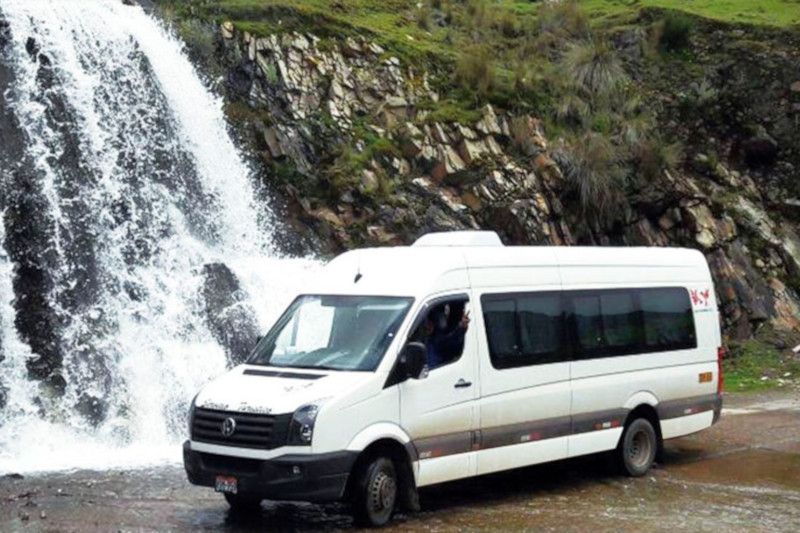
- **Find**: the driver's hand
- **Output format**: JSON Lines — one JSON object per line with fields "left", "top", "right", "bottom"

{"left": 460, "top": 311, "right": 471, "bottom": 329}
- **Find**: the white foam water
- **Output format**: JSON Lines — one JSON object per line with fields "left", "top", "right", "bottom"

{"left": 0, "top": 0, "right": 319, "bottom": 474}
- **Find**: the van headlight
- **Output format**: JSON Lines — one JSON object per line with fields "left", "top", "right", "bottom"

{"left": 288, "top": 403, "right": 322, "bottom": 446}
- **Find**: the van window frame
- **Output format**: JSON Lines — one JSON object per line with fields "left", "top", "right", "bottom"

{"left": 384, "top": 292, "right": 471, "bottom": 388}
{"left": 566, "top": 288, "right": 646, "bottom": 360}
{"left": 479, "top": 285, "right": 699, "bottom": 370}
{"left": 480, "top": 290, "right": 570, "bottom": 370}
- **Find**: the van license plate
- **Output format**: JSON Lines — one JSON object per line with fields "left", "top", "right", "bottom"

{"left": 215, "top": 475, "right": 238, "bottom": 494}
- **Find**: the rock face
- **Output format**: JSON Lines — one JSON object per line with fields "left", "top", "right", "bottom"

{"left": 201, "top": 263, "right": 260, "bottom": 364}
{"left": 208, "top": 23, "right": 800, "bottom": 341}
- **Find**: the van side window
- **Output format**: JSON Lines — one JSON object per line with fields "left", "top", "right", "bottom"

{"left": 572, "top": 294, "right": 603, "bottom": 355}
{"left": 599, "top": 291, "right": 640, "bottom": 350}
{"left": 639, "top": 288, "right": 696, "bottom": 350}
{"left": 409, "top": 297, "right": 470, "bottom": 371}
{"left": 482, "top": 298, "right": 518, "bottom": 364}
{"left": 570, "top": 290, "right": 644, "bottom": 358}
{"left": 482, "top": 292, "right": 565, "bottom": 369}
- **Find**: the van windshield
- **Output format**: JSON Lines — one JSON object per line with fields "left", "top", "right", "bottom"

{"left": 248, "top": 295, "right": 413, "bottom": 372}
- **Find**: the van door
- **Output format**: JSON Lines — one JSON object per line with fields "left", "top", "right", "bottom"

{"left": 399, "top": 294, "right": 479, "bottom": 486}
{"left": 474, "top": 289, "right": 571, "bottom": 475}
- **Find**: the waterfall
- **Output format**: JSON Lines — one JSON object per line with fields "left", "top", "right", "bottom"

{"left": 0, "top": 0, "right": 316, "bottom": 473}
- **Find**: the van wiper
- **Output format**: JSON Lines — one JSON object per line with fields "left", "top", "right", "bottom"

{"left": 282, "top": 364, "right": 345, "bottom": 372}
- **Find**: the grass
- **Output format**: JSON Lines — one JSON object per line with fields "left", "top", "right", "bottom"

{"left": 581, "top": 0, "right": 800, "bottom": 28}
{"left": 724, "top": 339, "right": 800, "bottom": 392}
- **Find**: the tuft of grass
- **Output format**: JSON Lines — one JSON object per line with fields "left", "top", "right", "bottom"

{"left": 455, "top": 44, "right": 497, "bottom": 98}
{"left": 561, "top": 38, "right": 628, "bottom": 97}
{"left": 724, "top": 339, "right": 800, "bottom": 392}
{"left": 657, "top": 11, "right": 694, "bottom": 52}
{"left": 556, "top": 131, "right": 627, "bottom": 221}
{"left": 177, "top": 19, "right": 216, "bottom": 58}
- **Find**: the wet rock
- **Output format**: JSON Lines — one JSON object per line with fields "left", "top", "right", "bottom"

{"left": 201, "top": 263, "right": 260, "bottom": 364}
{"left": 75, "top": 394, "right": 108, "bottom": 426}
{"left": 227, "top": 63, "right": 254, "bottom": 96}
{"left": 0, "top": 19, "right": 10, "bottom": 51}
{"left": 25, "top": 37, "right": 39, "bottom": 57}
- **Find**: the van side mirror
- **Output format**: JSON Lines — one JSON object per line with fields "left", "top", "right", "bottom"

{"left": 401, "top": 342, "right": 427, "bottom": 380}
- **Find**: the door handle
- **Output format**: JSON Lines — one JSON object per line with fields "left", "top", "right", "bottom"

{"left": 454, "top": 378, "right": 472, "bottom": 389}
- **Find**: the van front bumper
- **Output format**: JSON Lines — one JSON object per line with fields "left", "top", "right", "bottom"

{"left": 183, "top": 441, "right": 358, "bottom": 502}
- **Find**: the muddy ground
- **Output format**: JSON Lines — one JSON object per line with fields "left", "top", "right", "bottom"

{"left": 2, "top": 390, "right": 799, "bottom": 532}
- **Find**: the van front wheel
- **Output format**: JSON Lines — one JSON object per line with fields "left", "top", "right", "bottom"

{"left": 352, "top": 456, "right": 398, "bottom": 527}
{"left": 619, "top": 418, "right": 657, "bottom": 477}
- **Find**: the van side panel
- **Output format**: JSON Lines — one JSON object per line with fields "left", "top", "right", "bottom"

{"left": 469, "top": 263, "right": 572, "bottom": 477}
{"left": 564, "top": 261, "right": 720, "bottom": 457}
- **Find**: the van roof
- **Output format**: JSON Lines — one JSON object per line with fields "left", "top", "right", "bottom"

{"left": 305, "top": 232, "right": 709, "bottom": 297}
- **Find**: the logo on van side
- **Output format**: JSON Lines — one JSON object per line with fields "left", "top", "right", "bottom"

{"left": 690, "top": 289, "right": 711, "bottom": 308}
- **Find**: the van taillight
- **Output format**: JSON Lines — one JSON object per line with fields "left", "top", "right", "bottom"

{"left": 717, "top": 346, "right": 725, "bottom": 394}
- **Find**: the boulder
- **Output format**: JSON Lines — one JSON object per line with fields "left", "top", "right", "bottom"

{"left": 75, "top": 393, "right": 108, "bottom": 426}
{"left": 201, "top": 263, "right": 261, "bottom": 364}
{"left": 741, "top": 135, "right": 778, "bottom": 168}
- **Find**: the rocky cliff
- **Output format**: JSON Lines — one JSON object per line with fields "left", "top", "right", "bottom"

{"left": 165, "top": 3, "right": 800, "bottom": 344}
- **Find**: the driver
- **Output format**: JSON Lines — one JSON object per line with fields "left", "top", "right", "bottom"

{"left": 424, "top": 304, "right": 470, "bottom": 369}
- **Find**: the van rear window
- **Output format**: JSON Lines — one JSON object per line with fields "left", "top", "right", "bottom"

{"left": 481, "top": 287, "right": 697, "bottom": 369}
{"left": 639, "top": 287, "right": 696, "bottom": 351}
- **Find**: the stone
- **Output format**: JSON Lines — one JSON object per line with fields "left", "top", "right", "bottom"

{"left": 360, "top": 169, "right": 379, "bottom": 193}
{"left": 457, "top": 138, "right": 489, "bottom": 164}
{"left": 741, "top": 134, "right": 778, "bottom": 168}
{"left": 263, "top": 127, "right": 285, "bottom": 159}
{"left": 201, "top": 263, "right": 260, "bottom": 364}
{"left": 696, "top": 229, "right": 716, "bottom": 249}
{"left": 791, "top": 81, "right": 800, "bottom": 93}
{"left": 430, "top": 145, "right": 466, "bottom": 183}
{"left": 476, "top": 104, "right": 502, "bottom": 136}
{"left": 311, "top": 207, "right": 344, "bottom": 227}
{"left": 221, "top": 21, "right": 234, "bottom": 39}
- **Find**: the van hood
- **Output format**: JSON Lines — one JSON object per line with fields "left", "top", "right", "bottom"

{"left": 194, "top": 365, "right": 373, "bottom": 415}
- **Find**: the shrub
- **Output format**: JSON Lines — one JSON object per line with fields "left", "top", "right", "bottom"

{"left": 562, "top": 38, "right": 628, "bottom": 97}
{"left": 633, "top": 137, "right": 682, "bottom": 182}
{"left": 556, "top": 132, "right": 627, "bottom": 221}
{"left": 658, "top": 12, "right": 694, "bottom": 52}
{"left": 178, "top": 19, "right": 216, "bottom": 59}
{"left": 538, "top": 0, "right": 590, "bottom": 41}
{"left": 455, "top": 44, "right": 496, "bottom": 97}
{"left": 555, "top": 93, "right": 591, "bottom": 127}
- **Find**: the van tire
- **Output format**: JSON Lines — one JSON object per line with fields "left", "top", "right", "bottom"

{"left": 224, "top": 492, "right": 262, "bottom": 514}
{"left": 619, "top": 418, "right": 657, "bottom": 477}
{"left": 352, "top": 456, "right": 398, "bottom": 527}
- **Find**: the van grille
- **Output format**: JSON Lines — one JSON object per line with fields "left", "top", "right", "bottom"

{"left": 191, "top": 408, "right": 290, "bottom": 449}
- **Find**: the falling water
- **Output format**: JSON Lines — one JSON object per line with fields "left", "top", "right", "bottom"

{"left": 0, "top": 0, "right": 316, "bottom": 473}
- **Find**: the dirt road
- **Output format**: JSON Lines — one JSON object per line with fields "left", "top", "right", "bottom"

{"left": 2, "top": 390, "right": 799, "bottom": 532}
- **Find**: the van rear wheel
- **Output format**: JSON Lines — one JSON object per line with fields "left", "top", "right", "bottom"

{"left": 352, "top": 456, "right": 398, "bottom": 527}
{"left": 224, "top": 492, "right": 262, "bottom": 514}
{"left": 619, "top": 418, "right": 657, "bottom": 477}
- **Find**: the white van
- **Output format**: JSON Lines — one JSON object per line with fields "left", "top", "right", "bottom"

{"left": 183, "top": 231, "right": 723, "bottom": 526}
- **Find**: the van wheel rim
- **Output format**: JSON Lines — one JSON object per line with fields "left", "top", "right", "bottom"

{"left": 628, "top": 429, "right": 652, "bottom": 469}
{"left": 369, "top": 471, "right": 396, "bottom": 514}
